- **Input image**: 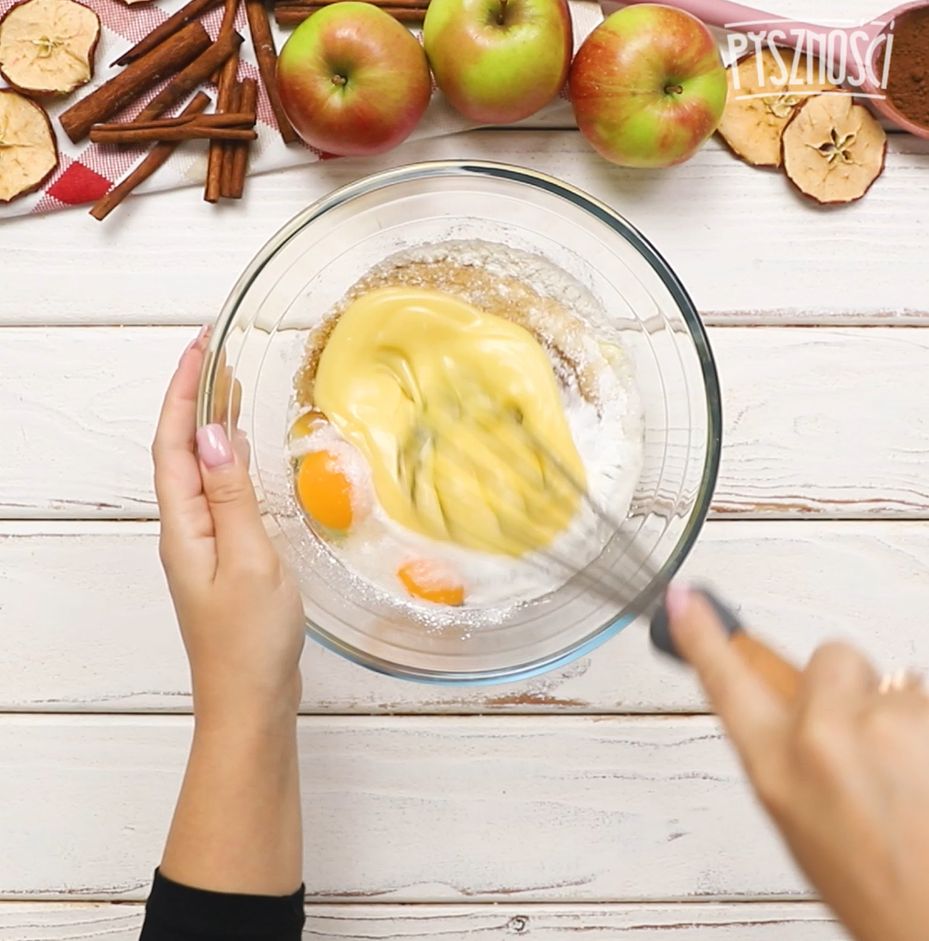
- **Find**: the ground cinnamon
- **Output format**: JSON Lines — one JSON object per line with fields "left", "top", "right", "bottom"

{"left": 885, "top": 7, "right": 929, "bottom": 130}
{"left": 90, "top": 92, "right": 211, "bottom": 221}
{"left": 60, "top": 21, "right": 211, "bottom": 142}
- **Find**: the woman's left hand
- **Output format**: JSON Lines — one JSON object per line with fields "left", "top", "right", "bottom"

{"left": 150, "top": 328, "right": 306, "bottom": 896}
{"left": 153, "top": 327, "right": 306, "bottom": 728}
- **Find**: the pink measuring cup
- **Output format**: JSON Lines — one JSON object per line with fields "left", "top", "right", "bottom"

{"left": 624, "top": 0, "right": 929, "bottom": 138}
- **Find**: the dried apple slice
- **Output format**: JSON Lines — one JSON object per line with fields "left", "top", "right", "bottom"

{"left": 718, "top": 49, "right": 837, "bottom": 167}
{"left": 781, "top": 94, "right": 887, "bottom": 205}
{"left": 0, "top": 0, "right": 100, "bottom": 97}
{"left": 0, "top": 88, "right": 58, "bottom": 202}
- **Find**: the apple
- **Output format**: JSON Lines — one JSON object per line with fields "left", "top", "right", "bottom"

{"left": 569, "top": 4, "right": 727, "bottom": 168}
{"left": 277, "top": 1, "right": 431, "bottom": 156}
{"left": 423, "top": 0, "right": 572, "bottom": 124}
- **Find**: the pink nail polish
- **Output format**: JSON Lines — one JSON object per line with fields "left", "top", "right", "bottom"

{"left": 196, "top": 424, "right": 234, "bottom": 468}
{"left": 664, "top": 582, "right": 693, "bottom": 622}
{"left": 179, "top": 326, "right": 209, "bottom": 365}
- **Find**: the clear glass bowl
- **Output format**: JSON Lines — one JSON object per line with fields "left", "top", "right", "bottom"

{"left": 198, "top": 161, "right": 721, "bottom": 685}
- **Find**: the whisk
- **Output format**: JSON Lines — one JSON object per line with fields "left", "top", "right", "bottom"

{"left": 417, "top": 390, "right": 802, "bottom": 703}
{"left": 398, "top": 376, "right": 666, "bottom": 590}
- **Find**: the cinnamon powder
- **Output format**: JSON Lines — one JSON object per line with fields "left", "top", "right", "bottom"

{"left": 885, "top": 7, "right": 929, "bottom": 130}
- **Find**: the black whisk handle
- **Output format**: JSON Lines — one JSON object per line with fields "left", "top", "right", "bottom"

{"left": 649, "top": 586, "right": 742, "bottom": 659}
{"left": 650, "top": 586, "right": 801, "bottom": 704}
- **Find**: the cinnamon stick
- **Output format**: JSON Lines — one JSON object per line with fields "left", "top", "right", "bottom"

{"left": 245, "top": 0, "right": 298, "bottom": 144}
{"left": 112, "top": 0, "right": 223, "bottom": 66}
{"left": 60, "top": 21, "right": 212, "bottom": 143}
{"left": 220, "top": 0, "right": 239, "bottom": 33}
{"left": 91, "top": 125, "right": 257, "bottom": 143}
{"left": 274, "top": 5, "right": 424, "bottom": 23}
{"left": 90, "top": 92, "right": 211, "bottom": 222}
{"left": 135, "top": 30, "right": 244, "bottom": 124}
{"left": 204, "top": 50, "right": 239, "bottom": 203}
{"left": 93, "top": 112, "right": 256, "bottom": 132}
{"left": 220, "top": 81, "right": 244, "bottom": 196}
{"left": 209, "top": 0, "right": 240, "bottom": 82}
{"left": 224, "top": 77, "right": 257, "bottom": 199}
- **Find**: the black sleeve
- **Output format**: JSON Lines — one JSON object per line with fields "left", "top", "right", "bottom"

{"left": 139, "top": 869, "right": 305, "bottom": 940}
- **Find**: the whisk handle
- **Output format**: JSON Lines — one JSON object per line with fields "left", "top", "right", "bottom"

{"left": 730, "top": 634, "right": 801, "bottom": 703}
{"left": 650, "top": 587, "right": 800, "bottom": 703}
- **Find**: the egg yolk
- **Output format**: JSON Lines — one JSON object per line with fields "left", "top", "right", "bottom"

{"left": 296, "top": 450, "right": 355, "bottom": 532}
{"left": 290, "top": 409, "right": 327, "bottom": 441}
{"left": 397, "top": 559, "right": 465, "bottom": 606}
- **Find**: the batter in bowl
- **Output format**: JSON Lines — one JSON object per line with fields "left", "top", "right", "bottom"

{"left": 289, "top": 239, "right": 644, "bottom": 611}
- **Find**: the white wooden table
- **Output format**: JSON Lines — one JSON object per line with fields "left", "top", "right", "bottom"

{"left": 2, "top": 1, "right": 928, "bottom": 934}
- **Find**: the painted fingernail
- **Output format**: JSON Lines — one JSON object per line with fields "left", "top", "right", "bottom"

{"left": 179, "top": 326, "right": 209, "bottom": 364}
{"left": 696, "top": 589, "right": 743, "bottom": 637}
{"left": 196, "top": 424, "right": 234, "bottom": 468}
{"left": 649, "top": 583, "right": 690, "bottom": 660}
{"left": 664, "top": 582, "right": 693, "bottom": 622}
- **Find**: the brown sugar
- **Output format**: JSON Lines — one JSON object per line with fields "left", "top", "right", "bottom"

{"left": 295, "top": 254, "right": 605, "bottom": 411}
{"left": 884, "top": 6, "right": 929, "bottom": 130}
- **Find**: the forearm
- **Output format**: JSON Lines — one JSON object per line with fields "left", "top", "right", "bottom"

{"left": 160, "top": 703, "right": 302, "bottom": 896}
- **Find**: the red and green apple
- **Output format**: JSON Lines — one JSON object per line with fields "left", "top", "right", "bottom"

{"left": 423, "top": 0, "right": 572, "bottom": 124}
{"left": 277, "top": 1, "right": 431, "bottom": 156}
{"left": 569, "top": 4, "right": 727, "bottom": 168}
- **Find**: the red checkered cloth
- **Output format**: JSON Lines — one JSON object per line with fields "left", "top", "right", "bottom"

{"left": 0, "top": 0, "right": 602, "bottom": 219}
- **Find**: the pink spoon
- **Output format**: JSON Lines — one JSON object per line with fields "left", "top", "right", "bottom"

{"left": 624, "top": 0, "right": 929, "bottom": 137}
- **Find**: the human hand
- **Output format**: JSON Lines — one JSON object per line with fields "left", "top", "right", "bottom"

{"left": 152, "top": 328, "right": 306, "bottom": 728}
{"left": 664, "top": 585, "right": 929, "bottom": 941}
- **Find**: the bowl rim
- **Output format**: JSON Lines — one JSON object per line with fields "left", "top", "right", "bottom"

{"left": 199, "top": 159, "right": 723, "bottom": 686}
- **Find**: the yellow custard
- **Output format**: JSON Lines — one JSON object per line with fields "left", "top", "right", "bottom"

{"left": 313, "top": 286, "right": 585, "bottom": 556}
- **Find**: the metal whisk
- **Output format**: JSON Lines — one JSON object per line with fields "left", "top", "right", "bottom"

{"left": 404, "top": 387, "right": 671, "bottom": 622}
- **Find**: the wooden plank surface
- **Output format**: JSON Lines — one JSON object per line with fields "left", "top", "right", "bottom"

{"left": 2, "top": 519, "right": 924, "bottom": 713}
{"left": 2, "top": 132, "right": 927, "bottom": 327}
{"left": 3, "top": 326, "right": 929, "bottom": 519}
{"left": 712, "top": 329, "right": 929, "bottom": 517}
{"left": 0, "top": 901, "right": 842, "bottom": 939}
{"left": 1, "top": 0, "right": 917, "bottom": 927}
{"left": 0, "top": 715, "right": 806, "bottom": 902}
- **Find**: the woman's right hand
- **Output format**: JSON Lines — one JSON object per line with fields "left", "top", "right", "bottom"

{"left": 665, "top": 585, "right": 929, "bottom": 941}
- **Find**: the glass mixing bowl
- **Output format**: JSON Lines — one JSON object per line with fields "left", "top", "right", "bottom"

{"left": 198, "top": 161, "right": 721, "bottom": 685}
